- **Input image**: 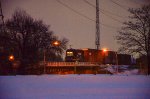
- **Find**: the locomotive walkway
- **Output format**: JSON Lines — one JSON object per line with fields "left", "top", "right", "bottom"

{"left": 46, "top": 62, "right": 101, "bottom": 67}
{"left": 26, "top": 62, "right": 112, "bottom": 75}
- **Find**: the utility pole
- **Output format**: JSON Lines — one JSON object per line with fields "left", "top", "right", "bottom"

{"left": 95, "top": 0, "right": 100, "bottom": 50}
{"left": 0, "top": 0, "right": 4, "bottom": 51}
{"left": 0, "top": 1, "right": 4, "bottom": 25}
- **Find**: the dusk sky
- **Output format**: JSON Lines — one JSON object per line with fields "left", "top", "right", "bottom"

{"left": 1, "top": 0, "right": 149, "bottom": 51}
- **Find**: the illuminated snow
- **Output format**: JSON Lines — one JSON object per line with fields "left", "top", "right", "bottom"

{"left": 0, "top": 74, "right": 150, "bottom": 99}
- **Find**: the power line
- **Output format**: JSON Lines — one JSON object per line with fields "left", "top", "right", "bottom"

{"left": 100, "top": 7, "right": 128, "bottom": 19}
{"left": 84, "top": 0, "right": 128, "bottom": 19}
{"left": 115, "top": 0, "right": 136, "bottom": 8}
{"left": 56, "top": 0, "right": 119, "bottom": 29}
{"left": 126, "top": 0, "right": 142, "bottom": 6}
{"left": 83, "top": 0, "right": 123, "bottom": 24}
{"left": 56, "top": 0, "right": 95, "bottom": 22}
{"left": 109, "top": 0, "right": 128, "bottom": 11}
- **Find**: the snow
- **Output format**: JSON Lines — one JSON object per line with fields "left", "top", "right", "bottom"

{"left": 105, "top": 65, "right": 140, "bottom": 75}
{"left": 0, "top": 75, "right": 150, "bottom": 99}
{"left": 117, "top": 69, "right": 139, "bottom": 75}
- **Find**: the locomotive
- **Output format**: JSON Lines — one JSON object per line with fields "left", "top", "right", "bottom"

{"left": 65, "top": 48, "right": 118, "bottom": 65}
{"left": 65, "top": 48, "right": 134, "bottom": 65}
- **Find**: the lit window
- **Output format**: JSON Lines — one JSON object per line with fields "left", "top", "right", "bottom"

{"left": 67, "top": 52, "right": 73, "bottom": 56}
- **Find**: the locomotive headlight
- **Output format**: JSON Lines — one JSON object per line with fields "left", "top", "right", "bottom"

{"left": 67, "top": 52, "right": 73, "bottom": 56}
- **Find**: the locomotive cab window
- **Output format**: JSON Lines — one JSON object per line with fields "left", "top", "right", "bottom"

{"left": 67, "top": 52, "right": 73, "bottom": 56}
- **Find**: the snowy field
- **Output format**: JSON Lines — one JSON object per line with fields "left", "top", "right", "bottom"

{"left": 0, "top": 74, "right": 150, "bottom": 99}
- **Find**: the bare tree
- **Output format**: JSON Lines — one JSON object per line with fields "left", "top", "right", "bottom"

{"left": 0, "top": 9, "right": 68, "bottom": 73}
{"left": 116, "top": 4, "right": 150, "bottom": 74}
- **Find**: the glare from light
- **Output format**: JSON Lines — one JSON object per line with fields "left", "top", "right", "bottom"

{"left": 53, "top": 41, "right": 60, "bottom": 46}
{"left": 103, "top": 48, "right": 108, "bottom": 52}
{"left": 9, "top": 55, "right": 14, "bottom": 61}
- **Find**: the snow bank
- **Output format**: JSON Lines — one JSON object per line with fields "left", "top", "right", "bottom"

{"left": 117, "top": 69, "right": 139, "bottom": 75}
{"left": 0, "top": 75, "right": 150, "bottom": 99}
{"left": 105, "top": 65, "right": 139, "bottom": 75}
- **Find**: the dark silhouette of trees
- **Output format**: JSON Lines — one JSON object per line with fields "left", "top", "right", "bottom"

{"left": 116, "top": 5, "right": 150, "bottom": 75}
{"left": 0, "top": 9, "right": 68, "bottom": 74}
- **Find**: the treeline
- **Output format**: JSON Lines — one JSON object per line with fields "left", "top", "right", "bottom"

{"left": 0, "top": 9, "right": 68, "bottom": 75}
{"left": 116, "top": 4, "right": 150, "bottom": 75}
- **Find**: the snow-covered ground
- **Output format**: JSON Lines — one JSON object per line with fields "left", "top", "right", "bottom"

{"left": 0, "top": 74, "right": 150, "bottom": 99}
{"left": 105, "top": 65, "right": 140, "bottom": 75}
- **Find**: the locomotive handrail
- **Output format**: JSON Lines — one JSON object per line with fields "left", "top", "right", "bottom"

{"left": 45, "top": 62, "right": 101, "bottom": 67}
